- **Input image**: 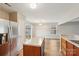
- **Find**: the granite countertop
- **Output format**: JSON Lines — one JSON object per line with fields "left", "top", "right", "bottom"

{"left": 62, "top": 35, "right": 79, "bottom": 48}
{"left": 23, "top": 37, "right": 44, "bottom": 47}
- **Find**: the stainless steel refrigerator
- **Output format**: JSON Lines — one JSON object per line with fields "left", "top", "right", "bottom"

{"left": 0, "top": 19, "right": 18, "bottom": 56}
{"left": 8, "top": 21, "right": 18, "bottom": 56}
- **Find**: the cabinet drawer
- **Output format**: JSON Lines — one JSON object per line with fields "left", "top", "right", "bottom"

{"left": 0, "top": 43, "right": 8, "bottom": 56}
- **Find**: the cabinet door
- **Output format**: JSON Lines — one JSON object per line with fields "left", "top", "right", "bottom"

{"left": 73, "top": 46, "right": 79, "bottom": 56}
{"left": 76, "top": 47, "right": 79, "bottom": 56}
{"left": 23, "top": 45, "right": 33, "bottom": 56}
{"left": 61, "top": 37, "right": 66, "bottom": 55}
{"left": 33, "top": 46, "right": 41, "bottom": 56}
{"left": 61, "top": 38, "right": 66, "bottom": 50}
{"left": 66, "top": 42, "right": 73, "bottom": 56}
{"left": 73, "top": 46, "right": 77, "bottom": 56}
{"left": 9, "top": 12, "right": 17, "bottom": 22}
{"left": 0, "top": 43, "right": 8, "bottom": 56}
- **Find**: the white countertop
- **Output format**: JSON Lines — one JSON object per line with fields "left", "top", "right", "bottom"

{"left": 62, "top": 35, "right": 79, "bottom": 48}
{"left": 63, "top": 35, "right": 79, "bottom": 40}
{"left": 23, "top": 38, "right": 44, "bottom": 47}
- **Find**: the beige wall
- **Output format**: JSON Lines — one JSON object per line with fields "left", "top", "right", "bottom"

{"left": 0, "top": 9, "right": 9, "bottom": 20}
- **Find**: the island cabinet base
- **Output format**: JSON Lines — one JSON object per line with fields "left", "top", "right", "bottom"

{"left": 23, "top": 45, "right": 44, "bottom": 56}
{"left": 23, "top": 38, "right": 44, "bottom": 56}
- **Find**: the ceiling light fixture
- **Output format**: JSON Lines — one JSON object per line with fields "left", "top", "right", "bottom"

{"left": 30, "top": 3, "right": 37, "bottom": 9}
{"left": 39, "top": 23, "right": 42, "bottom": 26}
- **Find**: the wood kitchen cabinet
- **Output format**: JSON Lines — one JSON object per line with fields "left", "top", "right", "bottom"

{"left": 23, "top": 44, "right": 44, "bottom": 56}
{"left": 61, "top": 35, "right": 79, "bottom": 56}
{"left": 75, "top": 47, "right": 79, "bottom": 56}
{"left": 61, "top": 36, "right": 74, "bottom": 56}
{"left": 61, "top": 37, "right": 67, "bottom": 55}
{"left": 73, "top": 45, "right": 79, "bottom": 56}
{"left": 23, "top": 45, "right": 42, "bottom": 56}
{"left": 66, "top": 41, "right": 73, "bottom": 56}
{"left": 9, "top": 12, "right": 17, "bottom": 22}
{"left": 0, "top": 33, "right": 9, "bottom": 56}
{"left": 23, "top": 39, "right": 44, "bottom": 56}
{"left": 0, "top": 42, "right": 8, "bottom": 56}
{"left": 23, "top": 45, "right": 34, "bottom": 56}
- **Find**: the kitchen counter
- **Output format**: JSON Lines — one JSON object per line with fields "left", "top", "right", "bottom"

{"left": 62, "top": 35, "right": 79, "bottom": 48}
{"left": 23, "top": 37, "right": 44, "bottom": 47}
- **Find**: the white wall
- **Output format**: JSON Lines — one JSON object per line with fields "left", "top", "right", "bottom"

{"left": 32, "top": 23, "right": 57, "bottom": 38}
{"left": 58, "top": 22, "right": 79, "bottom": 35}
{"left": 35, "top": 24, "right": 49, "bottom": 37}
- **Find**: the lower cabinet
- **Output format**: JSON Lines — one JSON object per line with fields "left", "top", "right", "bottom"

{"left": 23, "top": 45, "right": 33, "bottom": 56}
{"left": 66, "top": 41, "right": 73, "bottom": 56}
{"left": 61, "top": 36, "right": 79, "bottom": 56}
{"left": 61, "top": 37, "right": 67, "bottom": 56}
{"left": 73, "top": 45, "right": 79, "bottom": 56}
{"left": 76, "top": 47, "right": 79, "bottom": 56}
{"left": 23, "top": 40, "right": 44, "bottom": 56}
{"left": 0, "top": 42, "right": 8, "bottom": 56}
{"left": 23, "top": 45, "right": 44, "bottom": 56}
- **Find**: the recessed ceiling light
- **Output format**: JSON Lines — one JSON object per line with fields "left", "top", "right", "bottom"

{"left": 39, "top": 23, "right": 42, "bottom": 26}
{"left": 30, "top": 3, "right": 37, "bottom": 9}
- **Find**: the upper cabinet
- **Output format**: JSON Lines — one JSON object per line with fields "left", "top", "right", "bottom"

{"left": 0, "top": 9, "right": 9, "bottom": 20}
{"left": 0, "top": 9, "right": 17, "bottom": 22}
{"left": 9, "top": 12, "right": 17, "bottom": 22}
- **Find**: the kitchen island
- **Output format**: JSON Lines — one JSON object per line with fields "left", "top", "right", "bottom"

{"left": 61, "top": 35, "right": 79, "bottom": 56}
{"left": 23, "top": 38, "right": 44, "bottom": 56}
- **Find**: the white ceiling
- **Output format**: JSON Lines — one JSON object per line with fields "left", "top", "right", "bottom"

{"left": 1, "top": 3, "right": 79, "bottom": 24}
